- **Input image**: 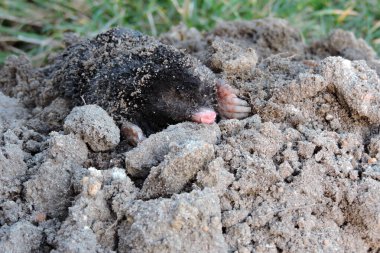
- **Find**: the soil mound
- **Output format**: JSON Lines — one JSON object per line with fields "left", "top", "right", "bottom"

{"left": 1, "top": 18, "right": 380, "bottom": 252}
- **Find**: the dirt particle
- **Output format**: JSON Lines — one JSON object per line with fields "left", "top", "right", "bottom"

{"left": 64, "top": 105, "right": 120, "bottom": 152}
{"left": 34, "top": 212, "right": 47, "bottom": 223}
{"left": 368, "top": 157, "right": 377, "bottom": 164}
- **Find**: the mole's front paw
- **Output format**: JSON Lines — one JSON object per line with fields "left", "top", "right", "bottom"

{"left": 121, "top": 121, "right": 146, "bottom": 146}
{"left": 216, "top": 79, "right": 251, "bottom": 119}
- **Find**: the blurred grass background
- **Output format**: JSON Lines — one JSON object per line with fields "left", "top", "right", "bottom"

{"left": 1, "top": 0, "right": 380, "bottom": 65}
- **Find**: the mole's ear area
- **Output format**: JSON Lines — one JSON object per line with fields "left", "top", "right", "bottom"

{"left": 216, "top": 79, "right": 251, "bottom": 119}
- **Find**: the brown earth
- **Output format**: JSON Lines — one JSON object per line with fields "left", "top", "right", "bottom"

{"left": 1, "top": 18, "right": 380, "bottom": 252}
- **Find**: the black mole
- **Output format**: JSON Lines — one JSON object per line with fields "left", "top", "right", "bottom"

{"left": 51, "top": 28, "right": 250, "bottom": 144}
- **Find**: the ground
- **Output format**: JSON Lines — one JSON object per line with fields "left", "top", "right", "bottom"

{"left": 0, "top": 18, "right": 380, "bottom": 252}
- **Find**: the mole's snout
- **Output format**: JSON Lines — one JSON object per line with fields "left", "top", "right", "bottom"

{"left": 191, "top": 108, "right": 217, "bottom": 124}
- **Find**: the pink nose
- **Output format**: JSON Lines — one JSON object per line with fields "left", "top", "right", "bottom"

{"left": 191, "top": 108, "right": 217, "bottom": 124}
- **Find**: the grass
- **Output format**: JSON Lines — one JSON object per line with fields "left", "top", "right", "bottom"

{"left": 1, "top": 0, "right": 380, "bottom": 65}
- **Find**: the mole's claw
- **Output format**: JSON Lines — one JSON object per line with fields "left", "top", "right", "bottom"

{"left": 221, "top": 111, "right": 250, "bottom": 119}
{"left": 121, "top": 121, "right": 146, "bottom": 146}
{"left": 219, "top": 104, "right": 251, "bottom": 113}
{"left": 227, "top": 97, "right": 250, "bottom": 106}
{"left": 216, "top": 79, "right": 251, "bottom": 119}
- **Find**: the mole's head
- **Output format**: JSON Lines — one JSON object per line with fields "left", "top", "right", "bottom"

{"left": 146, "top": 66, "right": 217, "bottom": 127}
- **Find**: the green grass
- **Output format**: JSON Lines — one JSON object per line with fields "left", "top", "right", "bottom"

{"left": 1, "top": 0, "right": 380, "bottom": 65}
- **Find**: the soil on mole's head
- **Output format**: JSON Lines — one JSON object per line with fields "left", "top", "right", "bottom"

{"left": 1, "top": 18, "right": 380, "bottom": 253}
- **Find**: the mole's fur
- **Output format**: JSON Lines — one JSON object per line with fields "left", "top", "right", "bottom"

{"left": 50, "top": 28, "right": 218, "bottom": 135}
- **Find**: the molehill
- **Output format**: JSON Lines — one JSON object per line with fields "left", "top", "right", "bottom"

{"left": 1, "top": 18, "right": 380, "bottom": 252}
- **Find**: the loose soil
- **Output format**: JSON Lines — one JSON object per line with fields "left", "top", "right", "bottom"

{"left": 1, "top": 18, "right": 380, "bottom": 252}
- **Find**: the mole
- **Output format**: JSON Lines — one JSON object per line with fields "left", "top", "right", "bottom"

{"left": 50, "top": 28, "right": 251, "bottom": 145}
